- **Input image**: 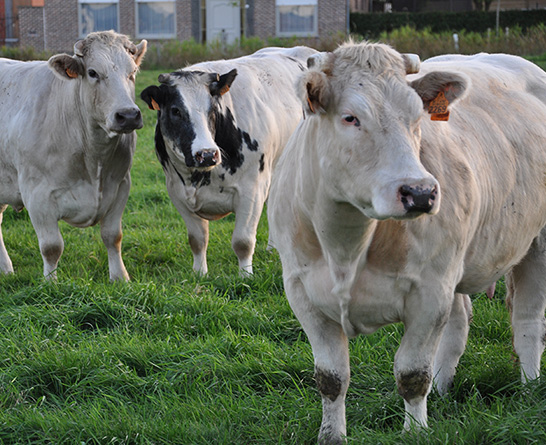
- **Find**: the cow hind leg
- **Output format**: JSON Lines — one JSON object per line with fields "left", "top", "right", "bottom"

{"left": 433, "top": 293, "right": 472, "bottom": 395}
{"left": 0, "top": 205, "right": 14, "bottom": 274}
{"left": 506, "top": 233, "right": 546, "bottom": 382}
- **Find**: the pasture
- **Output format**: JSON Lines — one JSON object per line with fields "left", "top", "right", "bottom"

{"left": 0, "top": 63, "right": 545, "bottom": 444}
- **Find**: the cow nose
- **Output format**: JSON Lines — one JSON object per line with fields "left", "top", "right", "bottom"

{"left": 195, "top": 149, "right": 220, "bottom": 168}
{"left": 399, "top": 184, "right": 438, "bottom": 214}
{"left": 115, "top": 107, "right": 143, "bottom": 131}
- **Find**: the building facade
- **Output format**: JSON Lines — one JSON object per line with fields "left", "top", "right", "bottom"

{"left": 15, "top": 0, "right": 348, "bottom": 52}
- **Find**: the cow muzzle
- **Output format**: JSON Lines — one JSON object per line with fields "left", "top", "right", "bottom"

{"left": 194, "top": 149, "right": 221, "bottom": 169}
{"left": 111, "top": 107, "right": 143, "bottom": 133}
{"left": 399, "top": 183, "right": 439, "bottom": 214}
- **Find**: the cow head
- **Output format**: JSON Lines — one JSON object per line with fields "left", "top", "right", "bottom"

{"left": 140, "top": 69, "right": 238, "bottom": 171}
{"left": 48, "top": 31, "right": 147, "bottom": 137}
{"left": 299, "top": 41, "right": 468, "bottom": 220}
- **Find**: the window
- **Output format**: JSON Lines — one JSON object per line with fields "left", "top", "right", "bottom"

{"left": 276, "top": 0, "right": 317, "bottom": 37}
{"left": 136, "top": 0, "right": 176, "bottom": 39}
{"left": 79, "top": 0, "right": 119, "bottom": 36}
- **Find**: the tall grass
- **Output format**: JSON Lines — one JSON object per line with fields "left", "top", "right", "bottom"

{"left": 0, "top": 51, "right": 545, "bottom": 444}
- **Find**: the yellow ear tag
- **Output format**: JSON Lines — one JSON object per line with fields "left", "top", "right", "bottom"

{"left": 65, "top": 68, "right": 78, "bottom": 78}
{"left": 428, "top": 91, "right": 450, "bottom": 121}
{"left": 150, "top": 98, "right": 160, "bottom": 111}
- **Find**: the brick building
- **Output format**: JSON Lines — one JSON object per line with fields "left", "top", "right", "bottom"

{"left": 15, "top": 0, "right": 348, "bottom": 52}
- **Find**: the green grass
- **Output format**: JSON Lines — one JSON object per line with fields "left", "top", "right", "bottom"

{"left": 0, "top": 64, "right": 546, "bottom": 444}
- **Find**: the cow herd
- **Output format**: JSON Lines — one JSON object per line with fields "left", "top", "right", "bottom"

{"left": 2, "top": 30, "right": 546, "bottom": 443}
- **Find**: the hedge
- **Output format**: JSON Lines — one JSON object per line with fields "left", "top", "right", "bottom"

{"left": 350, "top": 10, "right": 546, "bottom": 37}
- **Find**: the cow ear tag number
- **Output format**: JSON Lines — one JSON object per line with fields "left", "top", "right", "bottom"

{"left": 428, "top": 91, "right": 450, "bottom": 121}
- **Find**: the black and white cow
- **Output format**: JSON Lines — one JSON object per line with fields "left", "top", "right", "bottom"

{"left": 140, "top": 46, "right": 317, "bottom": 274}
{"left": 0, "top": 31, "right": 147, "bottom": 280}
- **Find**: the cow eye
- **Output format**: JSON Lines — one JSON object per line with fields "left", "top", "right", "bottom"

{"left": 87, "top": 69, "right": 99, "bottom": 79}
{"left": 171, "top": 107, "right": 181, "bottom": 117}
{"left": 342, "top": 115, "right": 360, "bottom": 127}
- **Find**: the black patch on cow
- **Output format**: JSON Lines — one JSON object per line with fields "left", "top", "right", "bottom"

{"left": 209, "top": 103, "right": 261, "bottom": 176}
{"left": 148, "top": 83, "right": 197, "bottom": 169}
{"left": 219, "top": 173, "right": 225, "bottom": 181}
{"left": 154, "top": 123, "right": 170, "bottom": 170}
{"left": 243, "top": 132, "right": 259, "bottom": 152}
{"left": 397, "top": 368, "right": 432, "bottom": 402}
{"left": 315, "top": 368, "right": 342, "bottom": 402}
{"left": 191, "top": 171, "right": 211, "bottom": 187}
{"left": 258, "top": 153, "right": 265, "bottom": 172}
{"left": 285, "top": 56, "right": 306, "bottom": 72}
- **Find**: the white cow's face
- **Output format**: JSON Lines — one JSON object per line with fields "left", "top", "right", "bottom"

{"left": 301, "top": 43, "right": 468, "bottom": 221}
{"left": 48, "top": 31, "right": 147, "bottom": 138}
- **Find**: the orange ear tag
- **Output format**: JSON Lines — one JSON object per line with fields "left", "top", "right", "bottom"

{"left": 306, "top": 96, "right": 315, "bottom": 113}
{"left": 428, "top": 91, "right": 450, "bottom": 121}
{"left": 65, "top": 68, "right": 78, "bottom": 78}
{"left": 150, "top": 98, "right": 160, "bottom": 111}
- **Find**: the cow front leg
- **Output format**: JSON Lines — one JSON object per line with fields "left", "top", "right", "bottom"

{"left": 394, "top": 291, "right": 451, "bottom": 430}
{"left": 285, "top": 278, "right": 350, "bottom": 444}
{"left": 0, "top": 205, "right": 14, "bottom": 274}
{"left": 232, "top": 193, "right": 267, "bottom": 275}
{"left": 100, "top": 177, "right": 130, "bottom": 281}
{"left": 28, "top": 212, "right": 64, "bottom": 280}
{"left": 433, "top": 293, "right": 472, "bottom": 395}
{"left": 183, "top": 213, "right": 209, "bottom": 274}
{"left": 506, "top": 233, "right": 546, "bottom": 382}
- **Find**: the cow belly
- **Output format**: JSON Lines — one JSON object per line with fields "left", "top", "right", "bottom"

{"left": 300, "top": 264, "right": 405, "bottom": 335}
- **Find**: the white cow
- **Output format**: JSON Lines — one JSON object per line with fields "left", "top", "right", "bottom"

{"left": 0, "top": 31, "right": 147, "bottom": 280}
{"left": 140, "top": 46, "right": 317, "bottom": 274}
{"left": 268, "top": 40, "right": 546, "bottom": 443}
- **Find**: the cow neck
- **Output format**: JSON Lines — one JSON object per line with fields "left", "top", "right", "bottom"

{"left": 312, "top": 187, "right": 378, "bottom": 338}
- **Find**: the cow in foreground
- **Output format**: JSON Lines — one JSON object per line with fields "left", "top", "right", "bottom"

{"left": 0, "top": 31, "right": 147, "bottom": 280}
{"left": 140, "top": 46, "right": 317, "bottom": 274}
{"left": 268, "top": 40, "right": 546, "bottom": 443}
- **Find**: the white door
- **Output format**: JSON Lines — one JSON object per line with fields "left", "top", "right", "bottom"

{"left": 206, "top": 0, "right": 241, "bottom": 45}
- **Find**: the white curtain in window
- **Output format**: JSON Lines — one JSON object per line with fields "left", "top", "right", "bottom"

{"left": 137, "top": 1, "right": 175, "bottom": 37}
{"left": 277, "top": 0, "right": 317, "bottom": 35}
{"left": 80, "top": 3, "right": 118, "bottom": 35}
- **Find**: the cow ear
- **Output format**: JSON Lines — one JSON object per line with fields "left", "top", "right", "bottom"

{"left": 133, "top": 39, "right": 147, "bottom": 67}
{"left": 140, "top": 85, "right": 162, "bottom": 111}
{"left": 410, "top": 71, "right": 469, "bottom": 118}
{"left": 48, "top": 54, "right": 84, "bottom": 80}
{"left": 301, "top": 70, "right": 331, "bottom": 114}
{"left": 210, "top": 69, "right": 237, "bottom": 96}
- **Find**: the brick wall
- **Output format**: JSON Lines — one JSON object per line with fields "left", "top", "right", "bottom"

{"left": 252, "top": 0, "right": 275, "bottom": 39}
{"left": 319, "top": 0, "right": 348, "bottom": 37}
{"left": 44, "top": 0, "right": 78, "bottom": 52}
{"left": 19, "top": 0, "right": 348, "bottom": 53}
{"left": 18, "top": 6, "right": 44, "bottom": 50}
{"left": 120, "top": 0, "right": 136, "bottom": 38}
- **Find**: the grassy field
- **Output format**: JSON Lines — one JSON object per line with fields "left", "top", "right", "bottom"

{"left": 1, "top": 62, "right": 546, "bottom": 444}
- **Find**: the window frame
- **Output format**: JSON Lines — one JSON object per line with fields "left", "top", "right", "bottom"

{"left": 135, "top": 0, "right": 177, "bottom": 40}
{"left": 78, "top": 0, "right": 120, "bottom": 38}
{"left": 276, "top": 0, "right": 318, "bottom": 37}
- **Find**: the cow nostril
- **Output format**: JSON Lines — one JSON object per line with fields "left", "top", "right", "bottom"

{"left": 399, "top": 184, "right": 437, "bottom": 213}
{"left": 195, "top": 149, "right": 220, "bottom": 167}
{"left": 115, "top": 109, "right": 141, "bottom": 126}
